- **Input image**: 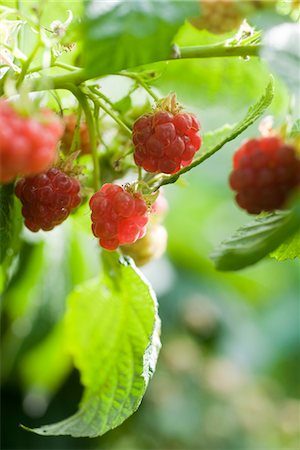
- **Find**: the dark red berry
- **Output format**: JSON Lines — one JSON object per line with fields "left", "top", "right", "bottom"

{"left": 89, "top": 184, "right": 149, "bottom": 250}
{"left": 61, "top": 114, "right": 91, "bottom": 155}
{"left": 0, "top": 101, "right": 63, "bottom": 183}
{"left": 229, "top": 137, "right": 300, "bottom": 214}
{"left": 132, "top": 109, "right": 201, "bottom": 174}
{"left": 15, "top": 168, "right": 81, "bottom": 231}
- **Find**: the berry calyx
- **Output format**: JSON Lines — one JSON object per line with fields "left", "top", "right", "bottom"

{"left": 15, "top": 168, "right": 81, "bottom": 231}
{"left": 132, "top": 96, "right": 201, "bottom": 174}
{"left": 61, "top": 114, "right": 91, "bottom": 155}
{"left": 229, "top": 136, "right": 300, "bottom": 214}
{"left": 0, "top": 101, "right": 63, "bottom": 183}
{"left": 89, "top": 184, "right": 149, "bottom": 251}
{"left": 121, "top": 223, "right": 168, "bottom": 266}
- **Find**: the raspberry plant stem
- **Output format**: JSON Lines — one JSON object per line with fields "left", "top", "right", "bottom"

{"left": 0, "top": 43, "right": 261, "bottom": 96}
{"left": 178, "top": 43, "right": 259, "bottom": 59}
{"left": 67, "top": 85, "right": 100, "bottom": 190}
{"left": 17, "top": 39, "right": 42, "bottom": 87}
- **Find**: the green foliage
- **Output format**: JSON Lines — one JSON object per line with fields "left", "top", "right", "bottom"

{"left": 1, "top": 1, "right": 299, "bottom": 445}
{"left": 0, "top": 184, "right": 21, "bottom": 265}
{"left": 211, "top": 198, "right": 300, "bottom": 271}
{"left": 290, "top": 119, "right": 300, "bottom": 138}
{"left": 270, "top": 229, "right": 300, "bottom": 261}
{"left": 81, "top": 0, "right": 199, "bottom": 77}
{"left": 25, "top": 255, "right": 160, "bottom": 437}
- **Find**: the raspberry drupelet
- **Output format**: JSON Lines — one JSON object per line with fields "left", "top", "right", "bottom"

{"left": 229, "top": 136, "right": 300, "bottom": 214}
{"left": 89, "top": 184, "right": 149, "bottom": 251}
{"left": 15, "top": 168, "right": 81, "bottom": 231}
{"left": 132, "top": 97, "right": 201, "bottom": 174}
{"left": 0, "top": 101, "right": 63, "bottom": 183}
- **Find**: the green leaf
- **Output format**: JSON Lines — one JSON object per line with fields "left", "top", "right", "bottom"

{"left": 289, "top": 119, "right": 300, "bottom": 138}
{"left": 201, "top": 124, "right": 235, "bottom": 154}
{"left": 25, "top": 256, "right": 160, "bottom": 437}
{"left": 270, "top": 229, "right": 300, "bottom": 261}
{"left": 82, "top": 0, "right": 199, "bottom": 77}
{"left": 211, "top": 199, "right": 300, "bottom": 271}
{"left": 0, "top": 184, "right": 17, "bottom": 264}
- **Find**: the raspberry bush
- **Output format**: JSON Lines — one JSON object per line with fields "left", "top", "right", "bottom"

{"left": 0, "top": 0, "right": 299, "bottom": 446}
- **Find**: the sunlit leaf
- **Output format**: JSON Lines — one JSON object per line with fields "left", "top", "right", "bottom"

{"left": 270, "top": 229, "right": 300, "bottom": 261}
{"left": 82, "top": 0, "right": 199, "bottom": 77}
{"left": 25, "top": 255, "right": 160, "bottom": 437}
{"left": 211, "top": 198, "right": 300, "bottom": 271}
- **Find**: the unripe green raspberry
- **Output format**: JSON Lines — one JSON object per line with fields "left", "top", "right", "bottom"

{"left": 121, "top": 223, "right": 168, "bottom": 266}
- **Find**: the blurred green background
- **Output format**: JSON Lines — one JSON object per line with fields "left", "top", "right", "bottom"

{"left": 1, "top": 4, "right": 300, "bottom": 450}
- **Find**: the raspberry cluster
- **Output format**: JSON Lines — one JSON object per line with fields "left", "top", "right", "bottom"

{"left": 15, "top": 168, "right": 81, "bottom": 231}
{"left": 89, "top": 184, "right": 149, "bottom": 250}
{"left": 0, "top": 101, "right": 63, "bottom": 183}
{"left": 229, "top": 137, "right": 300, "bottom": 214}
{"left": 133, "top": 111, "right": 201, "bottom": 174}
{"left": 61, "top": 114, "right": 91, "bottom": 155}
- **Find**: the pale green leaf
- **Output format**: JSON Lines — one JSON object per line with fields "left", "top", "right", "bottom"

{"left": 25, "top": 256, "right": 160, "bottom": 437}
{"left": 82, "top": 0, "right": 199, "bottom": 77}
{"left": 211, "top": 198, "right": 300, "bottom": 271}
{"left": 270, "top": 229, "right": 300, "bottom": 261}
{"left": 290, "top": 119, "right": 300, "bottom": 138}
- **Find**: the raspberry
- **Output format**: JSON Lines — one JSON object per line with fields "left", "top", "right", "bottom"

{"left": 229, "top": 136, "right": 300, "bottom": 214}
{"left": 0, "top": 101, "right": 63, "bottom": 183}
{"left": 190, "top": 1, "right": 275, "bottom": 35}
{"left": 132, "top": 109, "right": 201, "bottom": 174}
{"left": 89, "top": 184, "right": 149, "bottom": 251}
{"left": 122, "top": 223, "right": 168, "bottom": 266}
{"left": 61, "top": 114, "right": 91, "bottom": 155}
{"left": 191, "top": 0, "right": 243, "bottom": 34}
{"left": 15, "top": 168, "right": 81, "bottom": 231}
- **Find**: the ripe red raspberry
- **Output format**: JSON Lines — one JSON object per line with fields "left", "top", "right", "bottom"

{"left": 89, "top": 184, "right": 149, "bottom": 251}
{"left": 15, "top": 168, "right": 81, "bottom": 231}
{"left": 61, "top": 114, "right": 91, "bottom": 155}
{"left": 132, "top": 108, "right": 201, "bottom": 174}
{"left": 0, "top": 101, "right": 63, "bottom": 183}
{"left": 229, "top": 136, "right": 300, "bottom": 214}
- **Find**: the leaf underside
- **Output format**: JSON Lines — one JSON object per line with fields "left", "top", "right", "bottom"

{"left": 211, "top": 199, "right": 300, "bottom": 271}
